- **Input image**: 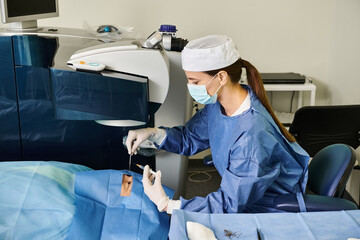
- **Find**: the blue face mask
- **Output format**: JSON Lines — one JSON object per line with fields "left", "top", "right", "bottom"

{"left": 187, "top": 73, "right": 222, "bottom": 104}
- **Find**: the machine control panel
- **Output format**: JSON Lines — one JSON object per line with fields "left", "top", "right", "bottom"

{"left": 69, "top": 60, "right": 106, "bottom": 72}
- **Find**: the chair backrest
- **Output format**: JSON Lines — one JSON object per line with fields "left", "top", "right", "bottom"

{"left": 307, "top": 144, "right": 356, "bottom": 197}
{"left": 289, "top": 105, "right": 360, "bottom": 157}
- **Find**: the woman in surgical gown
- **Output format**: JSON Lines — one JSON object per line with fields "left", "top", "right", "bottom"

{"left": 126, "top": 35, "right": 310, "bottom": 214}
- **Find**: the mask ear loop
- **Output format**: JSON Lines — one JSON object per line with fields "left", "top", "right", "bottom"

{"left": 212, "top": 73, "right": 224, "bottom": 96}
{"left": 206, "top": 72, "right": 223, "bottom": 97}
{"left": 212, "top": 83, "right": 222, "bottom": 96}
{"left": 206, "top": 73, "right": 218, "bottom": 86}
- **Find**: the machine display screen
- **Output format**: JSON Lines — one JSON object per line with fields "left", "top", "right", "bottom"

{"left": 6, "top": 0, "right": 56, "bottom": 17}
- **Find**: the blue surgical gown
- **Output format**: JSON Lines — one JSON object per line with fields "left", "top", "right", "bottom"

{"left": 158, "top": 85, "right": 310, "bottom": 213}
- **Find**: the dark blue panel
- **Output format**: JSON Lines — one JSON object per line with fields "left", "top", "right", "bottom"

{"left": 51, "top": 69, "right": 149, "bottom": 122}
{"left": 12, "top": 35, "right": 58, "bottom": 67}
{"left": 16, "top": 65, "right": 154, "bottom": 170}
{"left": 0, "top": 36, "right": 22, "bottom": 161}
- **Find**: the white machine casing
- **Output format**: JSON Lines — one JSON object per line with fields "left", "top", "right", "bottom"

{"left": 68, "top": 39, "right": 192, "bottom": 198}
{"left": 67, "top": 39, "right": 171, "bottom": 127}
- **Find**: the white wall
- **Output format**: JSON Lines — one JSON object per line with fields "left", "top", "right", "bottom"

{"left": 327, "top": 0, "right": 360, "bottom": 105}
{"left": 1, "top": 0, "right": 359, "bottom": 106}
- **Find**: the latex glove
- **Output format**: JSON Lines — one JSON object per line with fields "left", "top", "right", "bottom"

{"left": 142, "top": 165, "right": 169, "bottom": 212}
{"left": 126, "top": 127, "right": 166, "bottom": 155}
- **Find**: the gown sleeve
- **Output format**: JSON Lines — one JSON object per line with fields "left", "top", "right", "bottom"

{"left": 180, "top": 132, "right": 282, "bottom": 213}
{"left": 157, "top": 107, "right": 210, "bottom": 156}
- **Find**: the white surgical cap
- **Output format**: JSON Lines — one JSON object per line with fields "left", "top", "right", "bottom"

{"left": 181, "top": 35, "right": 240, "bottom": 72}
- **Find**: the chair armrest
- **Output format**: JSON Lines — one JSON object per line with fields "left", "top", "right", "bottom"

{"left": 274, "top": 194, "right": 358, "bottom": 212}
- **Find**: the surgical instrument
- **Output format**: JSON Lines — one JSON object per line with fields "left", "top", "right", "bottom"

{"left": 129, "top": 154, "right": 132, "bottom": 170}
{"left": 136, "top": 164, "right": 156, "bottom": 175}
{"left": 257, "top": 228, "right": 264, "bottom": 240}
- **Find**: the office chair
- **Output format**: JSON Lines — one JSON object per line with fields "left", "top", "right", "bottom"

{"left": 289, "top": 105, "right": 360, "bottom": 157}
{"left": 274, "top": 144, "right": 358, "bottom": 212}
{"left": 307, "top": 144, "right": 356, "bottom": 198}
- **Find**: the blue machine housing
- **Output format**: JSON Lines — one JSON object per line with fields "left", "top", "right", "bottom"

{"left": 51, "top": 69, "right": 148, "bottom": 121}
{"left": 0, "top": 36, "right": 21, "bottom": 160}
{"left": 0, "top": 35, "right": 153, "bottom": 170}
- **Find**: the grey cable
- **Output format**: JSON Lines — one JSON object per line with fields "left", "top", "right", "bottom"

{"left": 187, "top": 169, "right": 218, "bottom": 183}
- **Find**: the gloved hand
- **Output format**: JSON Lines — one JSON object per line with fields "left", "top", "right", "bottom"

{"left": 126, "top": 128, "right": 166, "bottom": 155}
{"left": 142, "top": 165, "right": 169, "bottom": 212}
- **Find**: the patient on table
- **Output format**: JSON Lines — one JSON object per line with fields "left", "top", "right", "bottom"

{"left": 67, "top": 169, "right": 174, "bottom": 240}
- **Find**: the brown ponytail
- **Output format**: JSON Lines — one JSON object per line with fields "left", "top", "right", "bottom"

{"left": 205, "top": 59, "right": 296, "bottom": 143}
